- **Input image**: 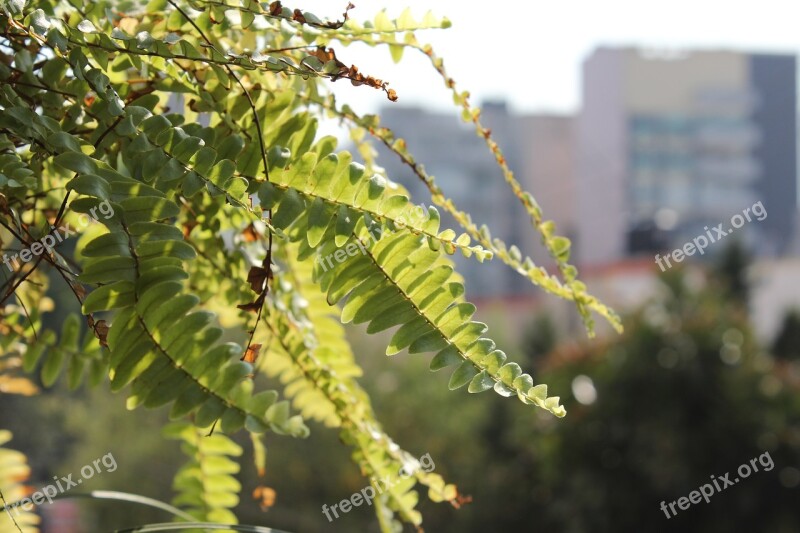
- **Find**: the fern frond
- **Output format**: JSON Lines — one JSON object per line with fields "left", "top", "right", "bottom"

{"left": 56, "top": 151, "right": 307, "bottom": 438}
{"left": 322, "top": 229, "right": 567, "bottom": 416}
{"left": 18, "top": 313, "right": 107, "bottom": 390}
{"left": 55, "top": 17, "right": 397, "bottom": 104}
{"left": 122, "top": 108, "right": 492, "bottom": 261}
{"left": 261, "top": 249, "right": 459, "bottom": 528}
{"left": 163, "top": 422, "right": 243, "bottom": 524}
{"left": 305, "top": 92, "right": 624, "bottom": 336}
{"left": 249, "top": 145, "right": 566, "bottom": 416}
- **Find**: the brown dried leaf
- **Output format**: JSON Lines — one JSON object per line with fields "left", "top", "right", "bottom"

{"left": 451, "top": 492, "right": 473, "bottom": 509}
{"left": 246, "top": 266, "right": 269, "bottom": 294}
{"left": 292, "top": 9, "right": 306, "bottom": 24}
{"left": 242, "top": 224, "right": 259, "bottom": 242}
{"left": 242, "top": 343, "right": 262, "bottom": 364}
{"left": 94, "top": 319, "right": 109, "bottom": 348}
{"left": 253, "top": 485, "right": 276, "bottom": 511}
{"left": 237, "top": 293, "right": 265, "bottom": 313}
{"left": 182, "top": 220, "right": 198, "bottom": 239}
{"left": 237, "top": 301, "right": 261, "bottom": 313}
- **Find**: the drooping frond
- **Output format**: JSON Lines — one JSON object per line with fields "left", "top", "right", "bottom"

{"left": 258, "top": 246, "right": 459, "bottom": 526}
{"left": 304, "top": 92, "right": 623, "bottom": 337}
{"left": 66, "top": 162, "right": 307, "bottom": 437}
{"left": 255, "top": 151, "right": 567, "bottom": 416}
{"left": 19, "top": 314, "right": 107, "bottom": 390}
{"left": 301, "top": 11, "right": 624, "bottom": 336}
{"left": 163, "top": 421, "right": 243, "bottom": 524}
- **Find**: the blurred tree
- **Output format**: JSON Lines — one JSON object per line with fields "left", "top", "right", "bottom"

{"left": 715, "top": 240, "right": 751, "bottom": 304}
{"left": 522, "top": 313, "right": 558, "bottom": 369}
{"left": 415, "top": 261, "right": 800, "bottom": 533}
{"left": 772, "top": 309, "right": 800, "bottom": 361}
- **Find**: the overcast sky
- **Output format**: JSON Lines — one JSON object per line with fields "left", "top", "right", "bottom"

{"left": 298, "top": 0, "right": 800, "bottom": 115}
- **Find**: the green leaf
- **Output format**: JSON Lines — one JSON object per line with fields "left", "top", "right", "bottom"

{"left": 430, "top": 344, "right": 462, "bottom": 371}
{"left": 480, "top": 350, "right": 507, "bottom": 374}
{"left": 529, "top": 384, "right": 548, "bottom": 402}
{"left": 271, "top": 188, "right": 304, "bottom": 228}
{"left": 493, "top": 381, "right": 515, "bottom": 397}
{"left": 82, "top": 281, "right": 136, "bottom": 313}
{"left": 172, "top": 136, "right": 205, "bottom": 163}
{"left": 408, "top": 330, "right": 448, "bottom": 354}
{"left": 22, "top": 330, "right": 55, "bottom": 372}
{"left": 119, "top": 197, "right": 180, "bottom": 223}
{"left": 374, "top": 10, "right": 395, "bottom": 31}
{"left": 386, "top": 316, "right": 432, "bottom": 355}
{"left": 60, "top": 314, "right": 81, "bottom": 352}
{"left": 67, "top": 352, "right": 86, "bottom": 390}
{"left": 249, "top": 390, "right": 278, "bottom": 416}
{"left": 468, "top": 370, "right": 494, "bottom": 393}
{"left": 306, "top": 197, "right": 331, "bottom": 247}
{"left": 241, "top": 9, "right": 255, "bottom": 28}
{"left": 266, "top": 400, "right": 289, "bottom": 427}
{"left": 47, "top": 131, "right": 83, "bottom": 153}
{"left": 30, "top": 9, "right": 52, "bottom": 34}
{"left": 389, "top": 44, "right": 404, "bottom": 63}
{"left": 213, "top": 362, "right": 252, "bottom": 394}
{"left": 143, "top": 294, "right": 199, "bottom": 331}
{"left": 140, "top": 115, "right": 173, "bottom": 138}
{"left": 435, "top": 302, "right": 476, "bottom": 336}
{"left": 448, "top": 361, "right": 478, "bottom": 390}
{"left": 170, "top": 385, "right": 208, "bottom": 419}
{"left": 551, "top": 236, "right": 571, "bottom": 262}
{"left": 41, "top": 347, "right": 65, "bottom": 387}
{"left": 67, "top": 174, "right": 111, "bottom": 200}
{"left": 195, "top": 397, "right": 227, "bottom": 427}
{"left": 143, "top": 372, "right": 192, "bottom": 408}
{"left": 220, "top": 408, "right": 246, "bottom": 433}
{"left": 82, "top": 232, "right": 130, "bottom": 257}
{"left": 334, "top": 205, "right": 358, "bottom": 247}
{"left": 223, "top": 177, "right": 248, "bottom": 200}
{"left": 497, "top": 362, "right": 522, "bottom": 384}
{"left": 77, "top": 20, "right": 98, "bottom": 33}
{"left": 215, "top": 134, "right": 244, "bottom": 161}
{"left": 54, "top": 152, "right": 97, "bottom": 174}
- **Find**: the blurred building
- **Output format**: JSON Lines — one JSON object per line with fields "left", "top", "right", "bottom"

{"left": 375, "top": 103, "right": 575, "bottom": 297}
{"left": 372, "top": 47, "right": 797, "bottom": 295}
{"left": 576, "top": 47, "right": 798, "bottom": 266}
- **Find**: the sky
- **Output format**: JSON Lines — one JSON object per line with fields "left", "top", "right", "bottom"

{"left": 298, "top": 0, "right": 800, "bottom": 115}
